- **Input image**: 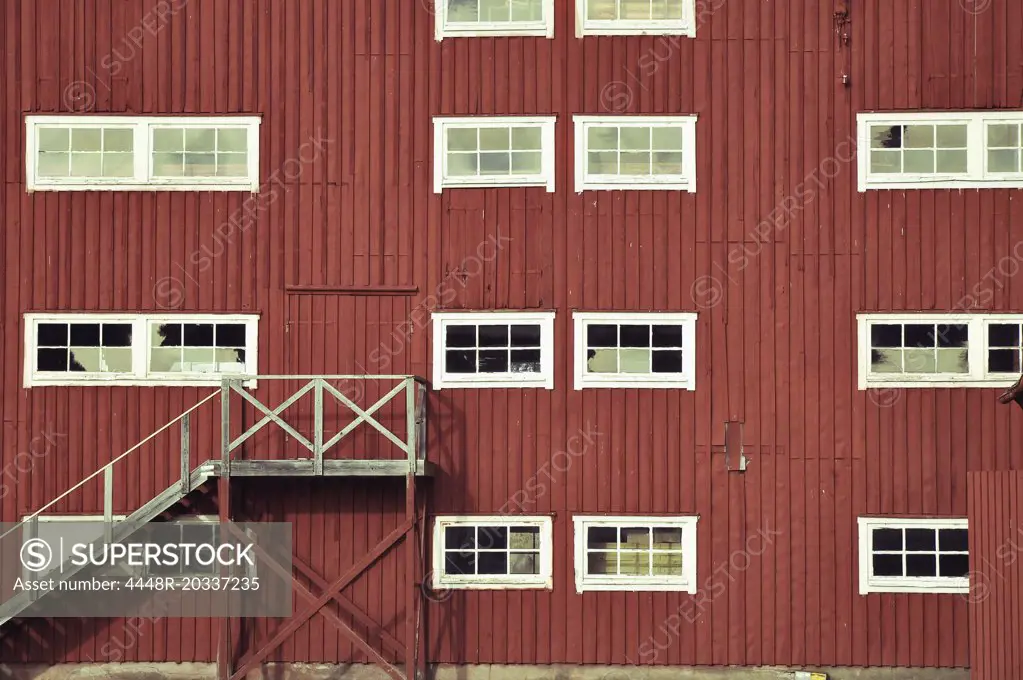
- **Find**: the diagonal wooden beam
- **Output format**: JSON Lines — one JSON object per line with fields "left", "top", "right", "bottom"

{"left": 230, "top": 381, "right": 315, "bottom": 452}
{"left": 228, "top": 518, "right": 413, "bottom": 680}
{"left": 291, "top": 555, "right": 406, "bottom": 657}
{"left": 322, "top": 380, "right": 408, "bottom": 454}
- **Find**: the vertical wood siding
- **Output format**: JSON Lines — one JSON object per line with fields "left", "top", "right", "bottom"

{"left": 2, "top": 0, "right": 1023, "bottom": 669}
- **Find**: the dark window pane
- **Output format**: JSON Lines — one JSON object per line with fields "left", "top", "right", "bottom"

{"left": 446, "top": 325, "right": 476, "bottom": 348}
{"left": 102, "top": 324, "right": 132, "bottom": 347}
{"left": 510, "top": 324, "right": 541, "bottom": 347}
{"left": 157, "top": 323, "right": 182, "bottom": 346}
{"left": 937, "top": 324, "right": 969, "bottom": 348}
{"left": 37, "top": 324, "right": 67, "bottom": 346}
{"left": 37, "top": 348, "right": 67, "bottom": 371}
{"left": 510, "top": 349, "right": 541, "bottom": 373}
{"left": 652, "top": 325, "right": 683, "bottom": 347}
{"left": 989, "top": 349, "right": 1020, "bottom": 373}
{"left": 587, "top": 527, "right": 618, "bottom": 546}
{"left": 871, "top": 324, "right": 902, "bottom": 348}
{"left": 939, "top": 528, "right": 969, "bottom": 552}
{"left": 232, "top": 348, "right": 246, "bottom": 363}
{"left": 445, "top": 526, "right": 475, "bottom": 549}
{"left": 873, "top": 554, "right": 903, "bottom": 576}
{"left": 216, "top": 324, "right": 247, "bottom": 346}
{"left": 905, "top": 324, "right": 935, "bottom": 348}
{"left": 587, "top": 324, "right": 618, "bottom": 347}
{"left": 620, "top": 325, "right": 650, "bottom": 348}
{"left": 477, "top": 552, "right": 508, "bottom": 575}
{"left": 478, "top": 350, "right": 508, "bottom": 373}
{"left": 444, "top": 551, "right": 475, "bottom": 576}
{"left": 445, "top": 350, "right": 475, "bottom": 374}
{"left": 69, "top": 324, "right": 101, "bottom": 346}
{"left": 989, "top": 323, "right": 1020, "bottom": 347}
{"left": 476, "top": 526, "right": 508, "bottom": 550}
{"left": 906, "top": 528, "right": 936, "bottom": 551}
{"left": 478, "top": 325, "right": 509, "bottom": 347}
{"left": 183, "top": 324, "right": 215, "bottom": 346}
{"left": 906, "top": 554, "right": 937, "bottom": 577}
{"left": 652, "top": 350, "right": 684, "bottom": 373}
{"left": 873, "top": 528, "right": 903, "bottom": 551}
{"left": 939, "top": 554, "right": 969, "bottom": 577}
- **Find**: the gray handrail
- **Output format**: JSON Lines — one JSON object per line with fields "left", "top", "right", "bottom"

{"left": 0, "top": 390, "right": 220, "bottom": 543}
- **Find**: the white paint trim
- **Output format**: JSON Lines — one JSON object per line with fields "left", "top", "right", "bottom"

{"left": 435, "top": 0, "right": 555, "bottom": 40}
{"left": 24, "top": 313, "right": 259, "bottom": 388}
{"left": 572, "top": 515, "right": 698, "bottom": 593}
{"left": 432, "top": 116, "right": 557, "bottom": 193}
{"left": 431, "top": 311, "right": 556, "bottom": 389}
{"left": 431, "top": 515, "right": 553, "bottom": 589}
{"left": 856, "top": 312, "right": 1023, "bottom": 389}
{"left": 574, "top": 0, "right": 696, "bottom": 37}
{"left": 857, "top": 516, "right": 969, "bottom": 595}
{"left": 573, "top": 115, "right": 697, "bottom": 193}
{"left": 25, "top": 115, "right": 261, "bottom": 192}
{"left": 572, "top": 312, "right": 697, "bottom": 390}
{"left": 856, "top": 110, "right": 1023, "bottom": 191}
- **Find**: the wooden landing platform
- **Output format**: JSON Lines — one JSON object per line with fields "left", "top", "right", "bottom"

{"left": 198, "top": 458, "right": 435, "bottom": 477}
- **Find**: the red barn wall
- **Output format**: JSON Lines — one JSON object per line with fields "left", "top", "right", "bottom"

{"left": 2, "top": 0, "right": 1023, "bottom": 670}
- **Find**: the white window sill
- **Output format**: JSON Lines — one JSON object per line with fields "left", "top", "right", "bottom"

{"left": 432, "top": 577, "right": 553, "bottom": 590}
{"left": 436, "top": 26, "right": 553, "bottom": 40}
{"left": 860, "top": 580, "right": 968, "bottom": 595}
{"left": 861, "top": 377, "right": 1017, "bottom": 389}
{"left": 860, "top": 179, "right": 1023, "bottom": 191}
{"left": 577, "top": 24, "right": 694, "bottom": 37}
{"left": 27, "top": 182, "right": 259, "bottom": 193}
{"left": 436, "top": 178, "right": 555, "bottom": 193}
{"left": 27, "top": 377, "right": 257, "bottom": 388}
{"left": 575, "top": 580, "right": 696, "bottom": 593}
{"left": 576, "top": 180, "right": 694, "bottom": 192}
{"left": 434, "top": 378, "right": 553, "bottom": 390}
{"left": 575, "top": 378, "right": 695, "bottom": 390}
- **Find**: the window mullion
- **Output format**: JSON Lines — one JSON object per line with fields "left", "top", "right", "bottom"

{"left": 970, "top": 317, "right": 985, "bottom": 380}
{"left": 970, "top": 118, "right": 985, "bottom": 180}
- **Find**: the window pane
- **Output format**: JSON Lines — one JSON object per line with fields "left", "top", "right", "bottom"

{"left": 936, "top": 150, "right": 968, "bottom": 173}
{"left": 102, "top": 324, "right": 133, "bottom": 347}
{"left": 903, "top": 150, "right": 934, "bottom": 173}
{"left": 477, "top": 552, "right": 508, "bottom": 574}
{"left": 651, "top": 552, "right": 684, "bottom": 575}
{"left": 904, "top": 324, "right": 935, "bottom": 347}
{"left": 903, "top": 349, "right": 936, "bottom": 373}
{"left": 479, "top": 0, "right": 509, "bottom": 21}
{"left": 619, "top": 152, "right": 650, "bottom": 175}
{"left": 588, "top": 551, "right": 617, "bottom": 575}
{"left": 620, "top": 325, "right": 650, "bottom": 348}
{"left": 448, "top": 128, "right": 477, "bottom": 152}
{"left": 448, "top": 0, "right": 478, "bottom": 21}
{"left": 936, "top": 125, "right": 968, "bottom": 148}
{"left": 104, "top": 129, "right": 134, "bottom": 152}
{"left": 153, "top": 129, "right": 183, "bottom": 152}
{"left": 183, "top": 153, "right": 217, "bottom": 176}
{"left": 588, "top": 151, "right": 618, "bottom": 174}
{"left": 988, "top": 124, "right": 1019, "bottom": 147}
{"left": 479, "top": 152, "right": 510, "bottom": 175}
{"left": 184, "top": 128, "right": 216, "bottom": 151}
{"left": 217, "top": 153, "right": 248, "bottom": 177}
{"left": 588, "top": 127, "right": 618, "bottom": 151}
{"left": 870, "top": 150, "right": 901, "bottom": 173}
{"left": 871, "top": 125, "right": 902, "bottom": 149}
{"left": 587, "top": 0, "right": 617, "bottom": 20}
{"left": 653, "top": 527, "right": 683, "bottom": 544}
{"left": 903, "top": 125, "right": 934, "bottom": 148}
{"left": 652, "top": 325, "right": 683, "bottom": 347}
{"left": 871, "top": 349, "right": 902, "bottom": 373}
{"left": 651, "top": 350, "right": 684, "bottom": 373}
{"left": 70, "top": 154, "right": 103, "bottom": 177}
{"left": 939, "top": 528, "right": 969, "bottom": 552}
{"left": 989, "top": 149, "right": 1019, "bottom": 173}
{"left": 905, "top": 528, "right": 936, "bottom": 551}
{"left": 989, "top": 349, "right": 1020, "bottom": 373}
{"left": 621, "top": 527, "right": 650, "bottom": 548}
{"left": 510, "top": 526, "right": 540, "bottom": 549}
{"left": 218, "top": 128, "right": 248, "bottom": 152}
{"left": 479, "top": 128, "right": 510, "bottom": 151}
{"left": 183, "top": 324, "right": 215, "bottom": 346}
{"left": 37, "top": 153, "right": 70, "bottom": 177}
{"left": 989, "top": 324, "right": 1019, "bottom": 347}
{"left": 511, "top": 151, "right": 542, "bottom": 174}
{"left": 939, "top": 554, "right": 969, "bottom": 577}
{"left": 652, "top": 151, "right": 684, "bottom": 174}
{"left": 37, "top": 324, "right": 68, "bottom": 346}
{"left": 511, "top": 127, "right": 541, "bottom": 150}
{"left": 620, "top": 127, "right": 650, "bottom": 151}
{"left": 103, "top": 154, "right": 134, "bottom": 177}
{"left": 510, "top": 324, "right": 541, "bottom": 347}
{"left": 587, "top": 324, "right": 618, "bottom": 347}
{"left": 936, "top": 348, "right": 968, "bottom": 373}
{"left": 906, "top": 554, "right": 937, "bottom": 577}
{"left": 445, "top": 551, "right": 475, "bottom": 575}
{"left": 477, "top": 526, "right": 507, "bottom": 549}
{"left": 478, "top": 350, "right": 508, "bottom": 372}
{"left": 872, "top": 554, "right": 903, "bottom": 576}
{"left": 873, "top": 528, "right": 903, "bottom": 551}
{"left": 445, "top": 525, "right": 475, "bottom": 549}
{"left": 37, "top": 348, "right": 68, "bottom": 371}
{"left": 38, "top": 128, "right": 70, "bottom": 152}
{"left": 619, "top": 348, "right": 650, "bottom": 373}
{"left": 70, "top": 324, "right": 101, "bottom": 346}
{"left": 447, "top": 324, "right": 476, "bottom": 346}
{"left": 510, "top": 349, "right": 541, "bottom": 372}
{"left": 587, "top": 526, "right": 618, "bottom": 546}
{"left": 71, "top": 129, "right": 102, "bottom": 152}
{"left": 587, "top": 349, "right": 618, "bottom": 373}
{"left": 445, "top": 350, "right": 475, "bottom": 374}
{"left": 937, "top": 324, "right": 968, "bottom": 347}
{"left": 509, "top": 553, "right": 538, "bottom": 574}
{"left": 478, "top": 325, "right": 509, "bottom": 347}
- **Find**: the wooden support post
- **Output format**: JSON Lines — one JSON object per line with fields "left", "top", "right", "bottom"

{"left": 180, "top": 412, "right": 191, "bottom": 495}
{"left": 405, "top": 472, "right": 416, "bottom": 680}
{"left": 314, "top": 379, "right": 324, "bottom": 475}
{"left": 219, "top": 381, "right": 232, "bottom": 680}
{"left": 103, "top": 466, "right": 114, "bottom": 543}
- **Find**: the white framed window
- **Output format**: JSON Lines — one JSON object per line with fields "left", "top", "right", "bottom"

{"left": 572, "top": 515, "right": 698, "bottom": 592}
{"left": 857, "top": 313, "right": 1023, "bottom": 388}
{"left": 435, "top": 0, "right": 555, "bottom": 39}
{"left": 857, "top": 517, "right": 969, "bottom": 594}
{"left": 432, "top": 516, "right": 553, "bottom": 589}
{"left": 24, "top": 313, "right": 258, "bottom": 387}
{"left": 573, "top": 312, "right": 697, "bottom": 390}
{"left": 857, "top": 111, "right": 1023, "bottom": 190}
{"left": 431, "top": 311, "right": 555, "bottom": 389}
{"left": 574, "top": 0, "right": 695, "bottom": 36}
{"left": 574, "top": 115, "right": 697, "bottom": 192}
{"left": 25, "top": 115, "right": 261, "bottom": 192}
{"left": 433, "top": 117, "right": 556, "bottom": 193}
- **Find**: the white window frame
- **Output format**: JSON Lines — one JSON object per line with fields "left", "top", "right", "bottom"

{"left": 857, "top": 110, "right": 1023, "bottom": 191}
{"left": 572, "top": 312, "right": 697, "bottom": 390}
{"left": 574, "top": 0, "right": 696, "bottom": 37}
{"left": 431, "top": 516, "right": 553, "bottom": 590}
{"left": 24, "top": 313, "right": 259, "bottom": 388}
{"left": 435, "top": 0, "right": 555, "bottom": 40}
{"left": 574, "top": 115, "right": 697, "bottom": 192}
{"left": 573, "top": 515, "right": 699, "bottom": 593}
{"left": 432, "top": 116, "right": 557, "bottom": 193}
{"left": 857, "top": 517, "right": 969, "bottom": 594}
{"left": 25, "top": 115, "right": 261, "bottom": 192}
{"left": 857, "top": 313, "right": 1023, "bottom": 389}
{"left": 431, "top": 311, "right": 556, "bottom": 389}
